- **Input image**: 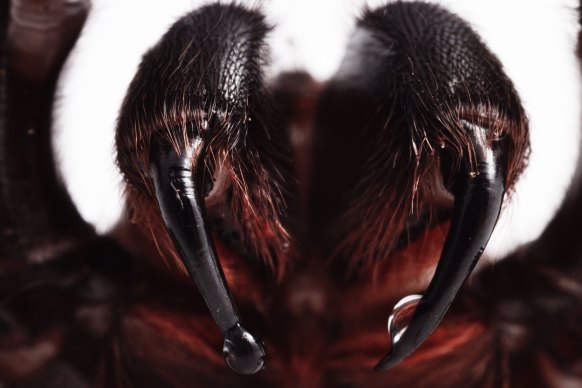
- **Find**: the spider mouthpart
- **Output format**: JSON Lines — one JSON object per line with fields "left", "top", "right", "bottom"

{"left": 331, "top": 1, "right": 524, "bottom": 370}
{"left": 376, "top": 121, "right": 505, "bottom": 371}
{"left": 150, "top": 136, "right": 263, "bottom": 374}
{"left": 223, "top": 323, "right": 266, "bottom": 375}
{"left": 115, "top": 3, "right": 294, "bottom": 374}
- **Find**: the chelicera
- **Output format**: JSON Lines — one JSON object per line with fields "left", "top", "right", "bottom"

{"left": 2, "top": 1, "right": 582, "bottom": 386}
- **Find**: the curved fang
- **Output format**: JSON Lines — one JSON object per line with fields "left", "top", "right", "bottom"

{"left": 150, "top": 136, "right": 266, "bottom": 375}
{"left": 376, "top": 121, "right": 506, "bottom": 371}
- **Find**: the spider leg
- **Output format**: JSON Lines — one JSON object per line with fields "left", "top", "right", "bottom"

{"left": 0, "top": 2, "right": 127, "bottom": 385}
{"left": 0, "top": 0, "right": 93, "bottom": 263}
{"left": 458, "top": 181, "right": 582, "bottom": 385}
{"left": 470, "top": 29, "right": 582, "bottom": 378}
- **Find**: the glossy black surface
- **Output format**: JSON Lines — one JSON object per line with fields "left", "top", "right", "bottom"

{"left": 151, "top": 137, "right": 263, "bottom": 374}
{"left": 223, "top": 323, "right": 266, "bottom": 375}
{"left": 376, "top": 121, "right": 506, "bottom": 370}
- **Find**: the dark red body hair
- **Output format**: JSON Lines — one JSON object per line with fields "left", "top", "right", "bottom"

{"left": 0, "top": 1, "right": 581, "bottom": 387}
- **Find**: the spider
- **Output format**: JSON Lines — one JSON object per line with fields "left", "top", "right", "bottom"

{"left": 1, "top": 0, "right": 582, "bottom": 386}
